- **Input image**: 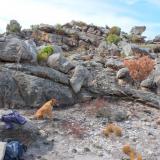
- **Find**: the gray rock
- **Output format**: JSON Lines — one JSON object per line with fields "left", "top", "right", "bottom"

{"left": 47, "top": 53, "right": 74, "bottom": 73}
{"left": 0, "top": 36, "right": 37, "bottom": 63}
{"left": 70, "top": 65, "right": 89, "bottom": 93}
{"left": 153, "top": 35, "right": 160, "bottom": 43}
{"left": 97, "top": 41, "right": 110, "bottom": 57}
{"left": 31, "top": 24, "right": 55, "bottom": 33}
{"left": 97, "top": 42, "right": 120, "bottom": 57}
{"left": 141, "top": 78, "right": 154, "bottom": 89}
{"left": 116, "top": 68, "right": 130, "bottom": 79}
{"left": 130, "top": 26, "right": 146, "bottom": 35}
{"left": 105, "top": 58, "right": 124, "bottom": 69}
{"left": 122, "top": 43, "right": 154, "bottom": 58}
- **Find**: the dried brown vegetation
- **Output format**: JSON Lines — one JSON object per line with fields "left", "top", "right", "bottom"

{"left": 103, "top": 123, "right": 122, "bottom": 137}
{"left": 124, "top": 56, "right": 155, "bottom": 81}
{"left": 84, "top": 98, "right": 107, "bottom": 115}
{"left": 61, "top": 120, "right": 88, "bottom": 138}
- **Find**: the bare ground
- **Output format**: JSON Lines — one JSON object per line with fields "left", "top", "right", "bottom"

{"left": 1, "top": 98, "right": 160, "bottom": 160}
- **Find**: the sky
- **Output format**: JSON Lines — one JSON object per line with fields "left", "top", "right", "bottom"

{"left": 0, "top": 0, "right": 160, "bottom": 39}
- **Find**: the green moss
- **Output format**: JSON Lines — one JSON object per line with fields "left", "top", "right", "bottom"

{"left": 106, "top": 34, "right": 121, "bottom": 45}
{"left": 37, "top": 46, "right": 54, "bottom": 62}
{"left": 109, "top": 26, "right": 121, "bottom": 36}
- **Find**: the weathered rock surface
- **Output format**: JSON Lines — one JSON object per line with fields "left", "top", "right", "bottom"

{"left": 122, "top": 43, "right": 154, "bottom": 58}
{"left": 116, "top": 68, "right": 130, "bottom": 79}
{"left": 70, "top": 65, "right": 89, "bottom": 93}
{"left": 0, "top": 66, "right": 76, "bottom": 108}
{"left": 105, "top": 57, "right": 124, "bottom": 69}
{"left": 47, "top": 53, "right": 74, "bottom": 73}
{"left": 130, "top": 26, "right": 146, "bottom": 35}
{"left": 0, "top": 36, "right": 37, "bottom": 63}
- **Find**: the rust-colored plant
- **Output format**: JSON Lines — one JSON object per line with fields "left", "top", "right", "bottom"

{"left": 124, "top": 56, "right": 155, "bottom": 81}
{"left": 61, "top": 120, "right": 87, "bottom": 139}
{"left": 84, "top": 98, "right": 107, "bottom": 115}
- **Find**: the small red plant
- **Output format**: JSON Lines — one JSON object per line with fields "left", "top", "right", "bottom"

{"left": 84, "top": 98, "right": 107, "bottom": 115}
{"left": 62, "top": 120, "right": 87, "bottom": 139}
{"left": 124, "top": 56, "right": 155, "bottom": 81}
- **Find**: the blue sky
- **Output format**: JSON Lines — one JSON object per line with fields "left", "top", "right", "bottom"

{"left": 0, "top": 0, "right": 160, "bottom": 39}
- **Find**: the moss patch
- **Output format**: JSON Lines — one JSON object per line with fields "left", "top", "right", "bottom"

{"left": 37, "top": 46, "right": 54, "bottom": 62}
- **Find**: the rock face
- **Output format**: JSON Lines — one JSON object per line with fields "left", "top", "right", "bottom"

{"left": 130, "top": 26, "right": 146, "bottom": 35}
{"left": 0, "top": 20, "right": 160, "bottom": 109}
{"left": 0, "top": 66, "right": 75, "bottom": 108}
{"left": 105, "top": 58, "right": 124, "bottom": 70}
{"left": 0, "top": 36, "right": 37, "bottom": 63}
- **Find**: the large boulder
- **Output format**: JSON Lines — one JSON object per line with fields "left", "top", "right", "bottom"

{"left": 70, "top": 65, "right": 89, "bottom": 93}
{"left": 0, "top": 36, "right": 37, "bottom": 63}
{"left": 130, "top": 26, "right": 146, "bottom": 35}
{"left": 47, "top": 53, "right": 74, "bottom": 73}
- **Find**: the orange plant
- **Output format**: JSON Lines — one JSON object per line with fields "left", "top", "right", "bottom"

{"left": 124, "top": 56, "right": 155, "bottom": 81}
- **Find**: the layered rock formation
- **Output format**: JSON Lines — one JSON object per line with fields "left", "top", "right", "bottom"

{"left": 0, "top": 20, "right": 160, "bottom": 109}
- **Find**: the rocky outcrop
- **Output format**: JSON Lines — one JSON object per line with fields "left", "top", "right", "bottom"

{"left": 88, "top": 68, "right": 160, "bottom": 109}
{"left": 6, "top": 20, "right": 21, "bottom": 34}
{"left": 0, "top": 20, "right": 159, "bottom": 109}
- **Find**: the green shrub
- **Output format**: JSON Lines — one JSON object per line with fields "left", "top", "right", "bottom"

{"left": 6, "top": 20, "right": 21, "bottom": 33}
{"left": 37, "top": 46, "right": 54, "bottom": 62}
{"left": 109, "top": 26, "right": 121, "bottom": 36}
{"left": 55, "top": 24, "right": 64, "bottom": 35}
{"left": 106, "top": 34, "right": 121, "bottom": 45}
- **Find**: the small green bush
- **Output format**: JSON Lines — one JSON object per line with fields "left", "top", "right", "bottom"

{"left": 55, "top": 24, "right": 64, "bottom": 35}
{"left": 109, "top": 26, "right": 121, "bottom": 36}
{"left": 106, "top": 34, "right": 121, "bottom": 45}
{"left": 6, "top": 20, "right": 21, "bottom": 33}
{"left": 37, "top": 46, "right": 54, "bottom": 62}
